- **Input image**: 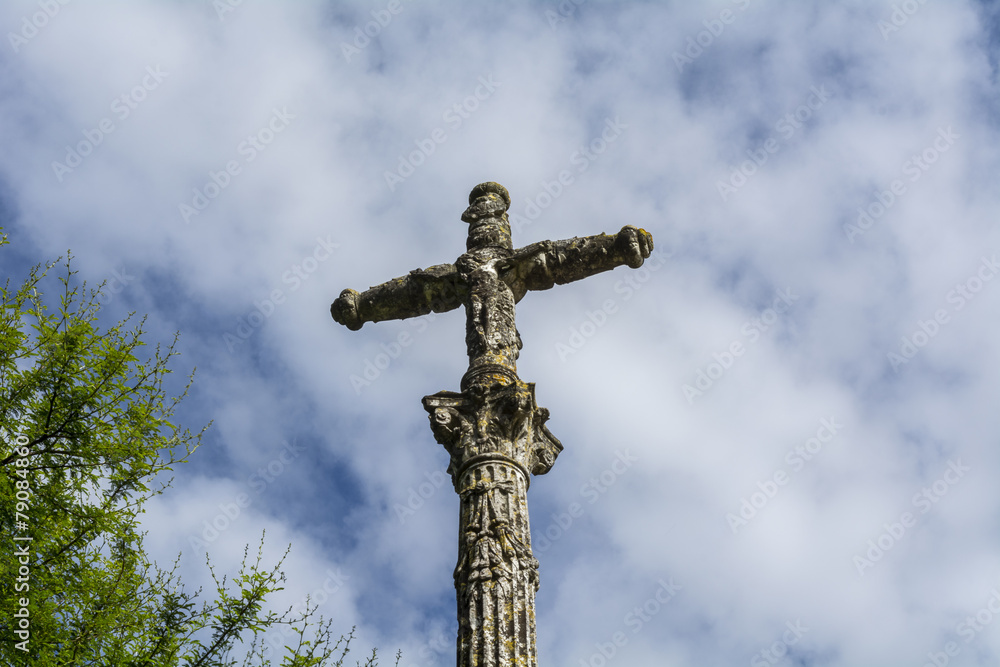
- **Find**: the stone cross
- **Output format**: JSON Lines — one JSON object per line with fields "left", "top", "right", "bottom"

{"left": 331, "top": 182, "right": 653, "bottom": 667}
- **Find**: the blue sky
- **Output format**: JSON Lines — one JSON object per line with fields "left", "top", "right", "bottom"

{"left": 3, "top": 1, "right": 1000, "bottom": 665}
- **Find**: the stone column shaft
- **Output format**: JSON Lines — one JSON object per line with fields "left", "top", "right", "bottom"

{"left": 455, "top": 459, "right": 537, "bottom": 666}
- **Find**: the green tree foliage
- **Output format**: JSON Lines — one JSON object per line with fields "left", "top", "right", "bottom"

{"left": 0, "top": 233, "right": 393, "bottom": 666}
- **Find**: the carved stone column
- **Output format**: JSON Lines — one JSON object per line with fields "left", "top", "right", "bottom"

{"left": 331, "top": 181, "right": 653, "bottom": 665}
{"left": 423, "top": 375, "right": 562, "bottom": 667}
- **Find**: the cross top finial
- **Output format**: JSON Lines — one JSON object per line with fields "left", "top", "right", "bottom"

{"left": 462, "top": 181, "right": 512, "bottom": 250}
{"left": 467, "top": 181, "right": 510, "bottom": 208}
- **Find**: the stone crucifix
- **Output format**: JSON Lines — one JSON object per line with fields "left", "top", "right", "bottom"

{"left": 331, "top": 182, "right": 653, "bottom": 667}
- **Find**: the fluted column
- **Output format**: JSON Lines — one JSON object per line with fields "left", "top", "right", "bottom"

{"left": 455, "top": 458, "right": 536, "bottom": 666}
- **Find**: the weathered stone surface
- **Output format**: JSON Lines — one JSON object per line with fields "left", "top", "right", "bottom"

{"left": 331, "top": 181, "right": 654, "bottom": 667}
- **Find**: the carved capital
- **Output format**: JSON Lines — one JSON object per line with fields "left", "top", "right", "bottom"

{"left": 422, "top": 380, "right": 563, "bottom": 488}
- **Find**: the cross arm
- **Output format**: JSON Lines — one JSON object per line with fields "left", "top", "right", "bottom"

{"left": 331, "top": 263, "right": 466, "bottom": 330}
{"left": 503, "top": 225, "right": 654, "bottom": 296}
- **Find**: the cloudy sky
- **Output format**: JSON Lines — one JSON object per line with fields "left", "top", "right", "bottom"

{"left": 3, "top": 0, "right": 1000, "bottom": 665}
